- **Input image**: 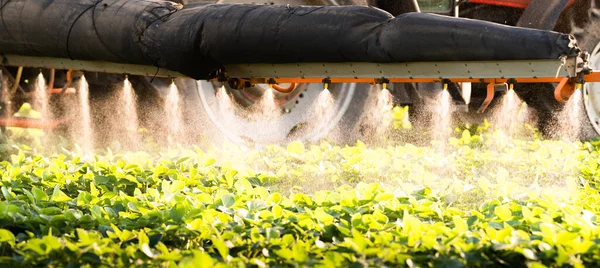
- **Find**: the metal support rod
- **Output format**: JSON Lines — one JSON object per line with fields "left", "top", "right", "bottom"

{"left": 412, "top": 0, "right": 421, "bottom": 12}
{"left": 11, "top": 66, "right": 23, "bottom": 94}
{"left": 47, "top": 69, "right": 55, "bottom": 92}
{"left": 0, "top": 67, "right": 24, "bottom": 94}
{"left": 59, "top": 70, "right": 73, "bottom": 95}
{"left": 478, "top": 83, "right": 496, "bottom": 113}
{"left": 454, "top": 0, "right": 459, "bottom": 18}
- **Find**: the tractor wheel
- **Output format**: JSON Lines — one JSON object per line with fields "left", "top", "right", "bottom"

{"left": 573, "top": 1, "right": 600, "bottom": 140}
{"left": 142, "top": 0, "right": 374, "bottom": 145}
{"left": 517, "top": 1, "right": 600, "bottom": 140}
{"left": 192, "top": 80, "right": 371, "bottom": 144}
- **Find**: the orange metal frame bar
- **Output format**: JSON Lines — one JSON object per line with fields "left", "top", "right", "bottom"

{"left": 479, "top": 83, "right": 497, "bottom": 113}
{"left": 468, "top": 0, "right": 575, "bottom": 9}
{"left": 238, "top": 77, "right": 583, "bottom": 84}
{"left": 0, "top": 118, "right": 70, "bottom": 129}
{"left": 220, "top": 72, "right": 600, "bottom": 104}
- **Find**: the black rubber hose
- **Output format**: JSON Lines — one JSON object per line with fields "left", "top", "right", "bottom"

{"left": 0, "top": 1, "right": 579, "bottom": 80}
{"left": 0, "top": 0, "right": 180, "bottom": 64}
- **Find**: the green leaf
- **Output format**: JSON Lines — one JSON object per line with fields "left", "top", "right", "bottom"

{"left": 0, "top": 229, "right": 15, "bottom": 247}
{"left": 170, "top": 180, "right": 185, "bottom": 193}
{"left": 269, "top": 193, "right": 282, "bottom": 204}
{"left": 522, "top": 248, "right": 537, "bottom": 260}
{"left": 51, "top": 185, "right": 71, "bottom": 202}
{"left": 32, "top": 187, "right": 48, "bottom": 201}
{"left": 211, "top": 237, "right": 229, "bottom": 260}
{"left": 170, "top": 203, "right": 186, "bottom": 222}
{"left": 453, "top": 216, "right": 468, "bottom": 233}
{"left": 287, "top": 141, "right": 305, "bottom": 155}
{"left": 272, "top": 205, "right": 283, "bottom": 218}
{"left": 127, "top": 202, "right": 139, "bottom": 212}
{"left": 141, "top": 243, "right": 154, "bottom": 258}
{"left": 90, "top": 182, "right": 99, "bottom": 196}
{"left": 247, "top": 200, "right": 266, "bottom": 212}
{"left": 203, "top": 158, "right": 216, "bottom": 167}
{"left": 91, "top": 205, "right": 103, "bottom": 219}
{"left": 221, "top": 194, "right": 235, "bottom": 208}
{"left": 138, "top": 230, "right": 150, "bottom": 246}
{"left": 81, "top": 252, "right": 101, "bottom": 264}
{"left": 494, "top": 205, "right": 512, "bottom": 221}
{"left": 0, "top": 187, "right": 13, "bottom": 201}
{"left": 522, "top": 206, "right": 533, "bottom": 221}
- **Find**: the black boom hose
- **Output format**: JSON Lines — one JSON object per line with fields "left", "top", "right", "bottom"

{"left": 0, "top": 0, "right": 578, "bottom": 80}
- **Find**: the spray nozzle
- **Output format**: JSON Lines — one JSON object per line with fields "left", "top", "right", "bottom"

{"left": 217, "top": 70, "right": 228, "bottom": 85}
{"left": 267, "top": 78, "right": 276, "bottom": 89}
{"left": 442, "top": 79, "right": 451, "bottom": 91}
{"left": 378, "top": 77, "right": 390, "bottom": 90}
{"left": 507, "top": 78, "right": 517, "bottom": 91}
{"left": 124, "top": 74, "right": 129, "bottom": 80}
{"left": 322, "top": 77, "right": 331, "bottom": 90}
{"left": 576, "top": 73, "right": 585, "bottom": 90}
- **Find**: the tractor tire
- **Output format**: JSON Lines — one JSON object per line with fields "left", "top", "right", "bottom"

{"left": 569, "top": 1, "right": 600, "bottom": 140}
{"left": 518, "top": 1, "right": 600, "bottom": 140}
{"left": 460, "top": 0, "right": 600, "bottom": 140}
{"left": 141, "top": 0, "right": 375, "bottom": 146}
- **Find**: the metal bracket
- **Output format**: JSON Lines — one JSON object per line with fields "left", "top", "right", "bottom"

{"left": 1, "top": 54, "right": 184, "bottom": 78}
{"left": 225, "top": 59, "right": 575, "bottom": 80}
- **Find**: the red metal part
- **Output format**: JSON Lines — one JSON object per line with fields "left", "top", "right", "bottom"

{"left": 0, "top": 117, "right": 69, "bottom": 129}
{"left": 553, "top": 77, "right": 577, "bottom": 102}
{"left": 478, "top": 83, "right": 497, "bottom": 113}
{"left": 22, "top": 88, "right": 75, "bottom": 99}
{"left": 469, "top": 0, "right": 574, "bottom": 9}
{"left": 49, "top": 88, "right": 75, "bottom": 95}
{"left": 584, "top": 71, "right": 600, "bottom": 83}
{"left": 271, "top": 83, "right": 297, "bottom": 93}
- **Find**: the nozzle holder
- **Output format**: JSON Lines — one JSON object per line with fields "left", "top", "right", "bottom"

{"left": 377, "top": 77, "right": 390, "bottom": 84}
{"left": 322, "top": 77, "right": 331, "bottom": 89}
{"left": 377, "top": 77, "right": 390, "bottom": 90}
{"left": 577, "top": 72, "right": 586, "bottom": 86}
{"left": 507, "top": 78, "right": 517, "bottom": 90}
{"left": 216, "top": 71, "right": 228, "bottom": 83}
{"left": 441, "top": 79, "right": 451, "bottom": 90}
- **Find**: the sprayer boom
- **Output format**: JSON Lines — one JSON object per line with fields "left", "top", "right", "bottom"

{"left": 2, "top": 54, "right": 578, "bottom": 81}
{"left": 222, "top": 58, "right": 577, "bottom": 83}
{"left": 2, "top": 53, "right": 592, "bottom": 106}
